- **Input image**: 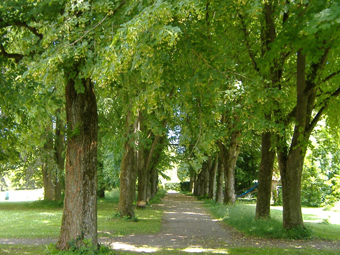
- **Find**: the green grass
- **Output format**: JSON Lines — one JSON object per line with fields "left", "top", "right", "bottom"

{"left": 0, "top": 245, "right": 46, "bottom": 255}
{"left": 0, "top": 189, "right": 165, "bottom": 239}
{"left": 0, "top": 201, "right": 63, "bottom": 238}
{"left": 205, "top": 200, "right": 340, "bottom": 241}
{"left": 1, "top": 245, "right": 339, "bottom": 255}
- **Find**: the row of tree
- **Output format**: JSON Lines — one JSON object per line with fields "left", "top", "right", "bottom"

{"left": 1, "top": 0, "right": 340, "bottom": 251}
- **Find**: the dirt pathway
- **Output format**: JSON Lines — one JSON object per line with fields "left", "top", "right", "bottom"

{"left": 105, "top": 192, "right": 340, "bottom": 252}
{"left": 1, "top": 192, "right": 340, "bottom": 252}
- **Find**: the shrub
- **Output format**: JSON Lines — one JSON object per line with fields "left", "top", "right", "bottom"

{"left": 164, "top": 182, "right": 180, "bottom": 191}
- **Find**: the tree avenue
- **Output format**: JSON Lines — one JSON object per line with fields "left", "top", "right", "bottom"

{"left": 1, "top": 0, "right": 340, "bottom": 251}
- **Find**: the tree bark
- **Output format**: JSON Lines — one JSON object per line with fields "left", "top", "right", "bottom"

{"left": 149, "top": 165, "right": 158, "bottom": 199}
{"left": 208, "top": 156, "right": 218, "bottom": 200}
{"left": 255, "top": 131, "right": 275, "bottom": 219}
{"left": 118, "top": 110, "right": 137, "bottom": 218}
{"left": 215, "top": 151, "right": 224, "bottom": 204}
{"left": 42, "top": 119, "right": 63, "bottom": 202}
{"left": 278, "top": 51, "right": 307, "bottom": 229}
{"left": 189, "top": 169, "right": 195, "bottom": 193}
{"left": 57, "top": 76, "right": 98, "bottom": 250}
{"left": 202, "top": 160, "right": 210, "bottom": 197}
{"left": 54, "top": 111, "right": 64, "bottom": 202}
{"left": 42, "top": 130, "right": 55, "bottom": 201}
{"left": 219, "top": 130, "right": 241, "bottom": 205}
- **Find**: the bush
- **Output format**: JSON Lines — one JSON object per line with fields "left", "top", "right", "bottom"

{"left": 180, "top": 181, "right": 190, "bottom": 192}
{"left": 45, "top": 239, "right": 113, "bottom": 254}
{"left": 164, "top": 182, "right": 180, "bottom": 191}
{"left": 301, "top": 167, "right": 329, "bottom": 207}
{"left": 273, "top": 187, "right": 282, "bottom": 206}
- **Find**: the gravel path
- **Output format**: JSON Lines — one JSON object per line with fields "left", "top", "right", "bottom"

{"left": 105, "top": 192, "right": 340, "bottom": 252}
{"left": 1, "top": 192, "right": 340, "bottom": 253}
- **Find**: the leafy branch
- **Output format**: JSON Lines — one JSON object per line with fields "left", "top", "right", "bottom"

{"left": 0, "top": 44, "right": 23, "bottom": 63}
{"left": 68, "top": 0, "right": 127, "bottom": 46}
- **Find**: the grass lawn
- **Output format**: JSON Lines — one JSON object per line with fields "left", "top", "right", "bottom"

{"left": 1, "top": 245, "right": 339, "bottom": 255}
{"left": 0, "top": 189, "right": 164, "bottom": 239}
{"left": 205, "top": 200, "right": 340, "bottom": 241}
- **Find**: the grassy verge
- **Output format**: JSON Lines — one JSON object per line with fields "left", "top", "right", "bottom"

{"left": 1, "top": 245, "right": 339, "bottom": 255}
{"left": 0, "top": 189, "right": 165, "bottom": 239}
{"left": 115, "top": 247, "right": 340, "bottom": 255}
{"left": 205, "top": 200, "right": 340, "bottom": 241}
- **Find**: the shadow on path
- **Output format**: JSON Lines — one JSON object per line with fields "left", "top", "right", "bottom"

{"left": 1, "top": 192, "right": 340, "bottom": 253}
{"left": 105, "top": 192, "right": 340, "bottom": 253}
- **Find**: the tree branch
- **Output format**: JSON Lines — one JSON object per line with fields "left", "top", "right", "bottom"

{"left": 237, "top": 12, "right": 260, "bottom": 73}
{"left": 0, "top": 44, "right": 23, "bottom": 63}
{"left": 13, "top": 20, "right": 43, "bottom": 40}
{"left": 306, "top": 85, "right": 340, "bottom": 136}
{"left": 68, "top": 0, "right": 127, "bottom": 46}
{"left": 321, "top": 69, "right": 340, "bottom": 84}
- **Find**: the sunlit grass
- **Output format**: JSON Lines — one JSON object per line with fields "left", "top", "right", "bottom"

{"left": 0, "top": 189, "right": 164, "bottom": 239}
{"left": 205, "top": 200, "right": 340, "bottom": 241}
{"left": 113, "top": 247, "right": 339, "bottom": 255}
{"left": 0, "top": 245, "right": 46, "bottom": 255}
{"left": 0, "top": 202, "right": 63, "bottom": 238}
{"left": 0, "top": 245, "right": 339, "bottom": 255}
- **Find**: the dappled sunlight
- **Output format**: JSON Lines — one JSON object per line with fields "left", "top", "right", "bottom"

{"left": 271, "top": 206, "right": 340, "bottom": 225}
{"left": 39, "top": 212, "right": 58, "bottom": 216}
{"left": 182, "top": 247, "right": 229, "bottom": 254}
{"left": 108, "top": 241, "right": 231, "bottom": 254}
{"left": 182, "top": 212, "right": 207, "bottom": 216}
{"left": 110, "top": 242, "right": 161, "bottom": 253}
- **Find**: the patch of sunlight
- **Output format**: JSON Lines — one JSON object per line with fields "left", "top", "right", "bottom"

{"left": 110, "top": 242, "right": 160, "bottom": 253}
{"left": 271, "top": 206, "right": 340, "bottom": 225}
{"left": 39, "top": 212, "right": 57, "bottom": 216}
{"left": 42, "top": 220, "right": 50, "bottom": 224}
{"left": 167, "top": 190, "right": 179, "bottom": 194}
{"left": 182, "top": 247, "right": 229, "bottom": 254}
{"left": 182, "top": 212, "right": 207, "bottom": 216}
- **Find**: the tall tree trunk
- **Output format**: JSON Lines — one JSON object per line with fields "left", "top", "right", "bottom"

{"left": 203, "top": 160, "right": 210, "bottom": 197}
{"left": 136, "top": 112, "right": 147, "bottom": 203}
{"left": 278, "top": 146, "right": 305, "bottom": 229}
{"left": 149, "top": 165, "right": 158, "bottom": 199}
{"left": 215, "top": 151, "right": 224, "bottom": 204}
{"left": 137, "top": 147, "right": 147, "bottom": 202}
{"left": 189, "top": 169, "right": 195, "bottom": 193}
{"left": 57, "top": 76, "right": 98, "bottom": 250}
{"left": 42, "top": 130, "right": 55, "bottom": 201}
{"left": 118, "top": 110, "right": 137, "bottom": 218}
{"left": 208, "top": 156, "right": 218, "bottom": 200}
{"left": 219, "top": 130, "right": 241, "bottom": 205}
{"left": 255, "top": 131, "right": 275, "bottom": 219}
{"left": 278, "top": 51, "right": 307, "bottom": 229}
{"left": 54, "top": 112, "right": 64, "bottom": 202}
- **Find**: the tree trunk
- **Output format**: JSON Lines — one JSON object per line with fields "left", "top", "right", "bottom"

{"left": 202, "top": 160, "right": 210, "bottom": 197}
{"left": 137, "top": 147, "right": 147, "bottom": 203}
{"left": 42, "top": 121, "right": 63, "bottom": 202}
{"left": 278, "top": 147, "right": 305, "bottom": 229}
{"left": 57, "top": 76, "right": 98, "bottom": 250}
{"left": 219, "top": 130, "right": 241, "bottom": 205}
{"left": 215, "top": 152, "right": 224, "bottom": 204}
{"left": 189, "top": 169, "right": 195, "bottom": 193}
{"left": 278, "top": 50, "right": 307, "bottom": 229}
{"left": 118, "top": 110, "right": 137, "bottom": 218}
{"left": 208, "top": 156, "right": 218, "bottom": 200}
{"left": 149, "top": 165, "right": 158, "bottom": 199}
{"left": 256, "top": 131, "right": 275, "bottom": 219}
{"left": 54, "top": 112, "right": 64, "bottom": 202}
{"left": 42, "top": 134, "right": 55, "bottom": 201}
{"left": 137, "top": 112, "right": 148, "bottom": 203}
